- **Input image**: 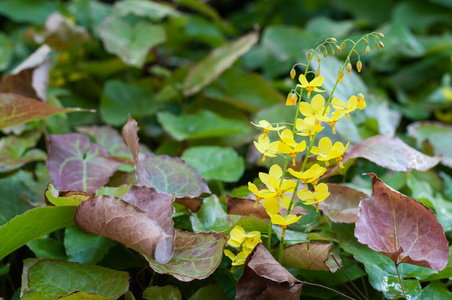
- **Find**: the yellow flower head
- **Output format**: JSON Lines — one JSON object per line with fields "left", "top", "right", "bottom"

{"left": 251, "top": 120, "right": 283, "bottom": 137}
{"left": 270, "top": 214, "right": 302, "bottom": 236}
{"left": 310, "top": 137, "right": 349, "bottom": 168}
{"left": 248, "top": 182, "right": 276, "bottom": 208}
{"left": 297, "top": 75, "right": 324, "bottom": 98}
{"left": 299, "top": 94, "right": 330, "bottom": 125}
{"left": 259, "top": 164, "right": 296, "bottom": 211}
{"left": 224, "top": 249, "right": 248, "bottom": 266}
{"left": 318, "top": 110, "right": 344, "bottom": 134}
{"left": 253, "top": 134, "right": 279, "bottom": 162}
{"left": 297, "top": 183, "right": 330, "bottom": 211}
{"left": 332, "top": 96, "right": 358, "bottom": 119}
{"left": 288, "top": 164, "right": 326, "bottom": 187}
{"left": 295, "top": 118, "right": 324, "bottom": 141}
{"left": 277, "top": 129, "right": 306, "bottom": 166}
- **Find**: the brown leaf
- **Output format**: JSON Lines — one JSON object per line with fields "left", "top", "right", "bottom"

{"left": 355, "top": 174, "right": 449, "bottom": 271}
{"left": 226, "top": 194, "right": 307, "bottom": 219}
{"left": 282, "top": 242, "right": 332, "bottom": 271}
{"left": 121, "top": 116, "right": 140, "bottom": 163}
{"left": 343, "top": 135, "right": 441, "bottom": 172}
{"left": 174, "top": 197, "right": 203, "bottom": 212}
{"left": 42, "top": 13, "right": 90, "bottom": 50}
{"left": 237, "top": 244, "right": 303, "bottom": 300}
{"left": 145, "top": 229, "right": 226, "bottom": 281}
{"left": 319, "top": 184, "right": 369, "bottom": 223}
{"left": 74, "top": 188, "right": 175, "bottom": 264}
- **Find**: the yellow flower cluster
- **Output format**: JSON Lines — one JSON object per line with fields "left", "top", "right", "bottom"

{"left": 224, "top": 226, "right": 261, "bottom": 266}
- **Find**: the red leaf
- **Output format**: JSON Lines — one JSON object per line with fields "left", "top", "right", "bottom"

{"left": 74, "top": 187, "right": 175, "bottom": 264}
{"left": 0, "top": 94, "right": 84, "bottom": 130}
{"left": 237, "top": 244, "right": 303, "bottom": 300}
{"left": 319, "top": 184, "right": 369, "bottom": 223}
{"left": 355, "top": 174, "right": 449, "bottom": 271}
{"left": 46, "top": 134, "right": 122, "bottom": 194}
{"left": 343, "top": 135, "right": 441, "bottom": 172}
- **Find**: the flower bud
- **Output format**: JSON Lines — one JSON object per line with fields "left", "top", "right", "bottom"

{"left": 379, "top": 41, "right": 384, "bottom": 48}
{"left": 340, "top": 42, "right": 345, "bottom": 50}
{"left": 346, "top": 62, "right": 352, "bottom": 74}
{"left": 336, "top": 45, "right": 342, "bottom": 52}
{"left": 338, "top": 69, "right": 344, "bottom": 82}
{"left": 366, "top": 46, "right": 370, "bottom": 55}
{"left": 356, "top": 61, "right": 362, "bottom": 72}
{"left": 377, "top": 32, "right": 385, "bottom": 38}
{"left": 364, "top": 38, "right": 368, "bottom": 45}
{"left": 331, "top": 49, "right": 335, "bottom": 56}
{"left": 307, "top": 50, "right": 313, "bottom": 60}
{"left": 323, "top": 48, "right": 327, "bottom": 57}
{"left": 317, "top": 54, "right": 321, "bottom": 62}
{"left": 329, "top": 38, "right": 337, "bottom": 43}
{"left": 316, "top": 68, "right": 320, "bottom": 77}
{"left": 376, "top": 43, "right": 380, "bottom": 49}
{"left": 290, "top": 69, "right": 296, "bottom": 79}
{"left": 357, "top": 93, "right": 366, "bottom": 109}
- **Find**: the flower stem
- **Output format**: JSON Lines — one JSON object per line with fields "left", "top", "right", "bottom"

{"left": 267, "top": 219, "right": 272, "bottom": 250}
{"left": 395, "top": 263, "right": 408, "bottom": 300}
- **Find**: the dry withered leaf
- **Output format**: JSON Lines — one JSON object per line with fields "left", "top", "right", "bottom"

{"left": 355, "top": 174, "right": 449, "bottom": 271}
{"left": 343, "top": 135, "right": 441, "bottom": 172}
{"left": 226, "top": 194, "right": 307, "bottom": 219}
{"left": 174, "top": 197, "right": 203, "bottom": 212}
{"left": 74, "top": 188, "right": 175, "bottom": 264}
{"left": 281, "top": 242, "right": 332, "bottom": 271}
{"left": 319, "top": 184, "right": 369, "bottom": 223}
{"left": 41, "top": 12, "right": 90, "bottom": 50}
{"left": 145, "top": 229, "right": 226, "bottom": 281}
{"left": 121, "top": 116, "right": 140, "bottom": 163}
{"left": 237, "top": 244, "right": 303, "bottom": 300}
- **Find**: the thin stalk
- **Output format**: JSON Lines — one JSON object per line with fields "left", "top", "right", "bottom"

{"left": 330, "top": 271, "right": 362, "bottom": 300}
{"left": 395, "top": 263, "right": 408, "bottom": 300}
{"left": 278, "top": 236, "right": 285, "bottom": 263}
{"left": 331, "top": 255, "right": 368, "bottom": 300}
{"left": 267, "top": 220, "right": 272, "bottom": 250}
{"left": 303, "top": 282, "right": 356, "bottom": 300}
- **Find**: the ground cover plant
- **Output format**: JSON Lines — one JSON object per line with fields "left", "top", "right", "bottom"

{"left": 1, "top": 0, "right": 452, "bottom": 299}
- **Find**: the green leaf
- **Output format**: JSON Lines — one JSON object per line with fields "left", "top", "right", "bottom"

{"left": 145, "top": 230, "right": 226, "bottom": 282}
{"left": 336, "top": 224, "right": 434, "bottom": 300}
{"left": 0, "top": 0, "right": 58, "bottom": 25}
{"left": 305, "top": 17, "right": 354, "bottom": 38}
{"left": 100, "top": 80, "right": 159, "bottom": 126}
{"left": 157, "top": 110, "right": 246, "bottom": 141}
{"left": 0, "top": 206, "right": 76, "bottom": 261}
{"left": 183, "top": 31, "right": 258, "bottom": 96}
{"left": 64, "top": 226, "right": 116, "bottom": 265}
{"left": 27, "top": 237, "right": 67, "bottom": 260}
{"left": 188, "top": 285, "right": 226, "bottom": 300}
{"left": 190, "top": 195, "right": 231, "bottom": 232}
{"left": 181, "top": 146, "right": 244, "bottom": 182}
{"left": 45, "top": 183, "right": 91, "bottom": 207}
{"left": 142, "top": 285, "right": 182, "bottom": 300}
{"left": 0, "top": 263, "right": 10, "bottom": 276}
{"left": 204, "top": 68, "right": 283, "bottom": 112}
{"left": 21, "top": 258, "right": 129, "bottom": 300}
{"left": 0, "top": 33, "right": 13, "bottom": 71}
{"left": 420, "top": 281, "right": 452, "bottom": 299}
{"left": 113, "top": 0, "right": 181, "bottom": 21}
{"left": 97, "top": 16, "right": 166, "bottom": 68}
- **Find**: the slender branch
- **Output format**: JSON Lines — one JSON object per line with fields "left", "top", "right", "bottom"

{"left": 330, "top": 271, "right": 362, "bottom": 300}
{"left": 331, "top": 255, "right": 368, "bottom": 300}
{"left": 303, "top": 281, "right": 356, "bottom": 300}
{"left": 395, "top": 263, "right": 408, "bottom": 300}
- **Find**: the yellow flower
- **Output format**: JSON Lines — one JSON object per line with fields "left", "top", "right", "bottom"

{"left": 288, "top": 164, "right": 326, "bottom": 187}
{"left": 286, "top": 92, "right": 298, "bottom": 106}
{"left": 332, "top": 96, "right": 358, "bottom": 119}
{"left": 297, "top": 183, "right": 330, "bottom": 211}
{"left": 248, "top": 182, "right": 276, "bottom": 208}
{"left": 242, "top": 231, "right": 262, "bottom": 253}
{"left": 259, "top": 164, "right": 296, "bottom": 211}
{"left": 295, "top": 118, "right": 323, "bottom": 141}
{"left": 357, "top": 93, "right": 366, "bottom": 110}
{"left": 270, "top": 214, "right": 302, "bottom": 237}
{"left": 224, "top": 249, "right": 248, "bottom": 266}
{"left": 318, "top": 110, "right": 344, "bottom": 134}
{"left": 253, "top": 134, "right": 279, "bottom": 161}
{"left": 251, "top": 120, "right": 283, "bottom": 137}
{"left": 297, "top": 75, "right": 324, "bottom": 98}
{"left": 311, "top": 137, "right": 349, "bottom": 168}
{"left": 227, "top": 225, "right": 248, "bottom": 248}
{"left": 277, "top": 129, "right": 307, "bottom": 166}
{"left": 299, "top": 94, "right": 330, "bottom": 125}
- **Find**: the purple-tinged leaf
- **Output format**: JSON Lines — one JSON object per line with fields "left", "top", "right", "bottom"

{"left": 319, "top": 184, "right": 369, "bottom": 223}
{"left": 343, "top": 135, "right": 441, "bottom": 172}
{"left": 0, "top": 131, "right": 46, "bottom": 172}
{"left": 136, "top": 153, "right": 210, "bottom": 198}
{"left": 237, "top": 244, "right": 303, "bottom": 300}
{"left": 74, "top": 188, "right": 175, "bottom": 264}
{"left": 355, "top": 174, "right": 449, "bottom": 271}
{"left": 77, "top": 125, "right": 132, "bottom": 161}
{"left": 46, "top": 134, "right": 122, "bottom": 194}
{"left": 145, "top": 229, "right": 226, "bottom": 281}
{"left": 121, "top": 116, "right": 140, "bottom": 163}
{"left": 0, "top": 94, "right": 86, "bottom": 130}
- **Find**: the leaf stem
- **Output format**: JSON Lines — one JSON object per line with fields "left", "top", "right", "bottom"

{"left": 331, "top": 255, "right": 368, "bottom": 300}
{"left": 303, "top": 281, "right": 356, "bottom": 300}
{"left": 395, "top": 263, "right": 408, "bottom": 300}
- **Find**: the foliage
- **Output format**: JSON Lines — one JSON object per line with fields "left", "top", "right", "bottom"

{"left": 0, "top": 0, "right": 452, "bottom": 299}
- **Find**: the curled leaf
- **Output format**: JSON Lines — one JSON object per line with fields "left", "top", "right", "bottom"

{"left": 145, "top": 229, "right": 226, "bottom": 281}
{"left": 46, "top": 134, "right": 122, "bottom": 194}
{"left": 74, "top": 187, "right": 175, "bottom": 264}
{"left": 237, "top": 244, "right": 303, "bottom": 300}
{"left": 45, "top": 183, "right": 90, "bottom": 206}
{"left": 355, "top": 174, "right": 449, "bottom": 271}
{"left": 319, "top": 184, "right": 369, "bottom": 223}
{"left": 121, "top": 116, "right": 140, "bottom": 163}
{"left": 343, "top": 135, "right": 441, "bottom": 172}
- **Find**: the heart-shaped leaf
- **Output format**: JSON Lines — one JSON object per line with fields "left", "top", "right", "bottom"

{"left": 74, "top": 186, "right": 175, "bottom": 264}
{"left": 281, "top": 242, "right": 333, "bottom": 271}
{"left": 0, "top": 94, "right": 85, "bottom": 130}
{"left": 355, "top": 174, "right": 449, "bottom": 271}
{"left": 183, "top": 31, "right": 258, "bottom": 96}
{"left": 237, "top": 243, "right": 303, "bottom": 300}
{"left": 343, "top": 135, "right": 441, "bottom": 172}
{"left": 46, "top": 134, "right": 122, "bottom": 194}
{"left": 136, "top": 153, "right": 210, "bottom": 198}
{"left": 319, "top": 184, "right": 369, "bottom": 223}
{"left": 21, "top": 258, "right": 129, "bottom": 300}
{"left": 145, "top": 229, "right": 226, "bottom": 282}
